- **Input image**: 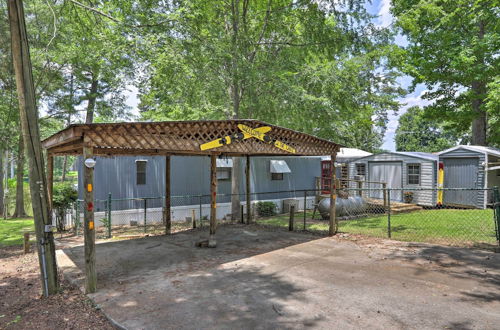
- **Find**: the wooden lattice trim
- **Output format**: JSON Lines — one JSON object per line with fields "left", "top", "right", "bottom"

{"left": 43, "top": 120, "right": 341, "bottom": 156}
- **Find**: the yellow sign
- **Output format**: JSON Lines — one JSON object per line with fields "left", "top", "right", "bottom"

{"left": 200, "top": 124, "right": 296, "bottom": 154}
{"left": 238, "top": 124, "right": 296, "bottom": 154}
{"left": 200, "top": 126, "right": 271, "bottom": 151}
{"left": 89, "top": 220, "right": 94, "bottom": 230}
{"left": 87, "top": 184, "right": 93, "bottom": 192}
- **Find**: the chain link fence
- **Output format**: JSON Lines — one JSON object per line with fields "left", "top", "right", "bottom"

{"left": 68, "top": 187, "right": 500, "bottom": 249}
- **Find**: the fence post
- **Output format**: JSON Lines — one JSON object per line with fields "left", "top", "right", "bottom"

{"left": 387, "top": 189, "right": 392, "bottom": 239}
{"left": 493, "top": 186, "right": 500, "bottom": 249}
{"left": 107, "top": 193, "right": 112, "bottom": 238}
{"left": 144, "top": 198, "right": 147, "bottom": 234}
{"left": 382, "top": 183, "right": 387, "bottom": 208}
{"left": 240, "top": 204, "right": 244, "bottom": 224}
{"left": 289, "top": 204, "right": 295, "bottom": 231}
{"left": 303, "top": 190, "right": 307, "bottom": 230}
{"left": 192, "top": 209, "right": 197, "bottom": 229}
{"left": 199, "top": 195, "right": 203, "bottom": 228}
{"left": 74, "top": 200, "right": 80, "bottom": 236}
{"left": 23, "top": 232, "right": 30, "bottom": 254}
{"left": 357, "top": 181, "right": 363, "bottom": 197}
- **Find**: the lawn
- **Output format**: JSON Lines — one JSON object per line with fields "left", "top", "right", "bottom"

{"left": 256, "top": 209, "right": 498, "bottom": 246}
{"left": 0, "top": 218, "right": 35, "bottom": 247}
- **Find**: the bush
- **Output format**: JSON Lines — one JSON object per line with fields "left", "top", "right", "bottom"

{"left": 256, "top": 201, "right": 277, "bottom": 217}
{"left": 53, "top": 182, "right": 78, "bottom": 232}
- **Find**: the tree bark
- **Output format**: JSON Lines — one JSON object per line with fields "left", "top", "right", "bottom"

{"left": 470, "top": 80, "right": 487, "bottom": 146}
{"left": 231, "top": 157, "right": 241, "bottom": 220}
{"left": 8, "top": 0, "right": 59, "bottom": 295}
{"left": 85, "top": 77, "right": 98, "bottom": 124}
{"left": 61, "top": 155, "right": 68, "bottom": 181}
{"left": 471, "top": 21, "right": 487, "bottom": 146}
{"left": 13, "top": 133, "right": 26, "bottom": 217}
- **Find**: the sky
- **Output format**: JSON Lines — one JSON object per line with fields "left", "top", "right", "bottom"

{"left": 124, "top": 0, "right": 430, "bottom": 152}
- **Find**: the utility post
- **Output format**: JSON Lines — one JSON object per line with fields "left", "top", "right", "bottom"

{"left": 8, "top": 0, "right": 58, "bottom": 295}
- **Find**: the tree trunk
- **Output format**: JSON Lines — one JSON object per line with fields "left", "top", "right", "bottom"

{"left": 13, "top": 133, "right": 27, "bottom": 217}
{"left": 0, "top": 151, "right": 4, "bottom": 218}
{"left": 8, "top": 0, "right": 59, "bottom": 295}
{"left": 85, "top": 77, "right": 98, "bottom": 124}
{"left": 61, "top": 155, "right": 68, "bottom": 182}
{"left": 470, "top": 81, "right": 487, "bottom": 146}
{"left": 471, "top": 21, "right": 487, "bottom": 146}
{"left": 231, "top": 157, "right": 241, "bottom": 220}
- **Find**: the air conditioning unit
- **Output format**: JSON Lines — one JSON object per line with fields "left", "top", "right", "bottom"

{"left": 354, "top": 175, "right": 365, "bottom": 181}
{"left": 283, "top": 199, "right": 299, "bottom": 213}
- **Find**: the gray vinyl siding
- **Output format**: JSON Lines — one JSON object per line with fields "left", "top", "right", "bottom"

{"left": 439, "top": 148, "right": 486, "bottom": 208}
{"left": 78, "top": 155, "right": 321, "bottom": 207}
{"left": 348, "top": 153, "right": 437, "bottom": 206}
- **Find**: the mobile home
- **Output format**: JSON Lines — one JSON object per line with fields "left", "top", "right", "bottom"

{"left": 347, "top": 151, "right": 439, "bottom": 206}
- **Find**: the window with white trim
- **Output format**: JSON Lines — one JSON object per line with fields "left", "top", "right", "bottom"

{"left": 136, "top": 160, "right": 147, "bottom": 185}
{"left": 407, "top": 164, "right": 421, "bottom": 185}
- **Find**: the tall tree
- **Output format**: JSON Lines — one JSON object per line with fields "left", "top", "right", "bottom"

{"left": 135, "top": 0, "right": 403, "bottom": 217}
{"left": 395, "top": 106, "right": 463, "bottom": 152}
{"left": 12, "top": 131, "right": 27, "bottom": 217}
{"left": 391, "top": 0, "right": 499, "bottom": 145}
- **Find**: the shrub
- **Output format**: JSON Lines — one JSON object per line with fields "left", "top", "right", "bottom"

{"left": 52, "top": 182, "right": 78, "bottom": 232}
{"left": 256, "top": 201, "right": 276, "bottom": 217}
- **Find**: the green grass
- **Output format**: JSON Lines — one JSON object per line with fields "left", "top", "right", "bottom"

{"left": 0, "top": 218, "right": 35, "bottom": 247}
{"left": 256, "top": 209, "right": 498, "bottom": 246}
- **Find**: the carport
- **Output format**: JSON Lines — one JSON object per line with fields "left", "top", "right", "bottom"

{"left": 42, "top": 120, "right": 340, "bottom": 293}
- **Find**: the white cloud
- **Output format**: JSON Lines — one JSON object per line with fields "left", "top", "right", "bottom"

{"left": 377, "top": 0, "right": 393, "bottom": 27}
{"left": 124, "top": 85, "right": 140, "bottom": 119}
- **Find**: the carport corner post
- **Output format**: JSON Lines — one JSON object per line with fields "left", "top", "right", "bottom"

{"left": 209, "top": 154, "right": 217, "bottom": 247}
{"left": 83, "top": 145, "right": 96, "bottom": 293}
{"left": 329, "top": 155, "right": 337, "bottom": 236}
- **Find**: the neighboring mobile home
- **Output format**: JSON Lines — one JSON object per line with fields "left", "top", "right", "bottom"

{"left": 347, "top": 151, "right": 439, "bottom": 206}
{"left": 438, "top": 145, "right": 500, "bottom": 208}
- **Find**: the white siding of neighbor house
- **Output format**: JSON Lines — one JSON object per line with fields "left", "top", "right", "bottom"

{"left": 348, "top": 153, "right": 437, "bottom": 206}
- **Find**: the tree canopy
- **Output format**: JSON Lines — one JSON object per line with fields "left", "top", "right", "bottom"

{"left": 395, "top": 106, "right": 464, "bottom": 152}
{"left": 391, "top": 0, "right": 499, "bottom": 146}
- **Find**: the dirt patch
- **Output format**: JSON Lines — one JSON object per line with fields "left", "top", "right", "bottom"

{"left": 0, "top": 246, "right": 113, "bottom": 330}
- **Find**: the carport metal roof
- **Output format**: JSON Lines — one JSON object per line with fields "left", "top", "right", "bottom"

{"left": 42, "top": 119, "right": 341, "bottom": 156}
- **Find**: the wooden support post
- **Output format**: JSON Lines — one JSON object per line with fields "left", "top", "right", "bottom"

{"left": 23, "top": 232, "right": 30, "bottom": 254}
{"left": 209, "top": 154, "right": 217, "bottom": 247}
{"left": 192, "top": 209, "right": 196, "bottom": 229}
{"left": 240, "top": 205, "right": 244, "bottom": 224}
{"left": 164, "top": 156, "right": 171, "bottom": 234}
{"left": 246, "top": 155, "right": 251, "bottom": 225}
{"left": 47, "top": 154, "right": 53, "bottom": 211}
{"left": 357, "top": 180, "right": 363, "bottom": 197}
{"left": 83, "top": 145, "right": 96, "bottom": 293}
{"left": 329, "top": 155, "right": 337, "bottom": 236}
{"left": 289, "top": 204, "right": 295, "bottom": 231}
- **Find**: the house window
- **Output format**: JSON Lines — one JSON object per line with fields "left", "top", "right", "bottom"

{"left": 407, "top": 164, "right": 420, "bottom": 185}
{"left": 356, "top": 163, "right": 366, "bottom": 176}
{"left": 216, "top": 168, "right": 231, "bottom": 180}
{"left": 272, "top": 173, "right": 284, "bottom": 181}
{"left": 136, "top": 160, "right": 147, "bottom": 185}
